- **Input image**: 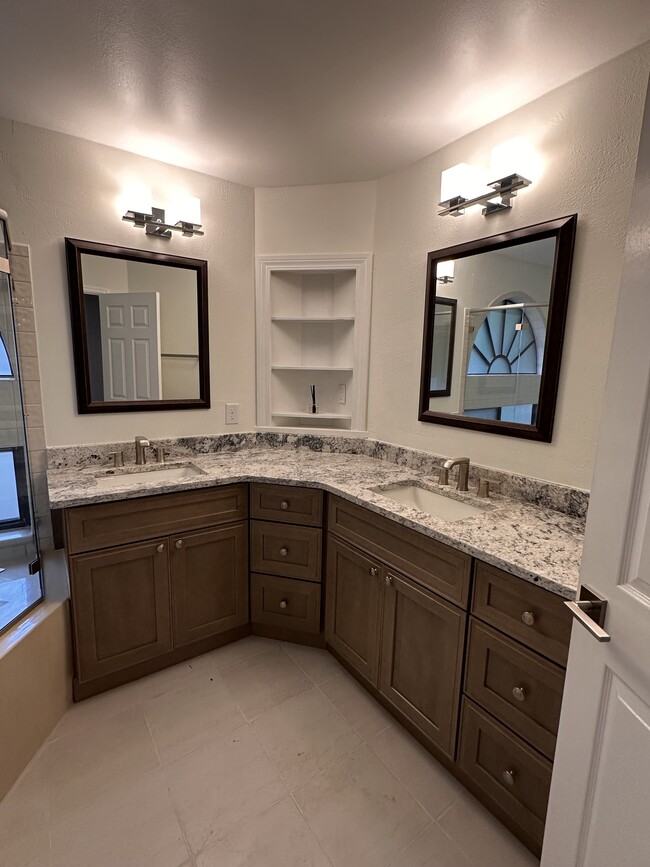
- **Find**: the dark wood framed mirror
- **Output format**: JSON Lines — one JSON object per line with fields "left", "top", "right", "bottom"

{"left": 418, "top": 214, "right": 577, "bottom": 441}
{"left": 65, "top": 239, "right": 210, "bottom": 413}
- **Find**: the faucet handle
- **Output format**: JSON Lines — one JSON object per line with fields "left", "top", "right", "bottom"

{"left": 477, "top": 478, "right": 490, "bottom": 498}
{"left": 111, "top": 451, "right": 124, "bottom": 468}
{"left": 438, "top": 466, "right": 450, "bottom": 485}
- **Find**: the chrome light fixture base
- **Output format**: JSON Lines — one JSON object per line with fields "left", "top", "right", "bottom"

{"left": 438, "top": 174, "right": 531, "bottom": 217}
{"left": 122, "top": 206, "right": 204, "bottom": 239}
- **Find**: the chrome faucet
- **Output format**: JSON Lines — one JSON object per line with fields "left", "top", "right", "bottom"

{"left": 440, "top": 456, "right": 470, "bottom": 491}
{"left": 134, "top": 435, "right": 150, "bottom": 465}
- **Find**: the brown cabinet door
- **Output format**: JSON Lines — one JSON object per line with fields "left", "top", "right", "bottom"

{"left": 251, "top": 573, "right": 321, "bottom": 634}
{"left": 379, "top": 570, "right": 466, "bottom": 756}
{"left": 250, "top": 520, "right": 322, "bottom": 582}
{"left": 171, "top": 522, "right": 249, "bottom": 647}
{"left": 70, "top": 538, "right": 172, "bottom": 683}
{"left": 325, "top": 537, "right": 382, "bottom": 685}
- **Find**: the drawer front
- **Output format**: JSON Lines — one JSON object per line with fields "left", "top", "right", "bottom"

{"left": 250, "top": 520, "right": 322, "bottom": 582}
{"left": 251, "top": 573, "right": 321, "bottom": 634}
{"left": 250, "top": 483, "right": 323, "bottom": 526}
{"left": 473, "top": 561, "right": 572, "bottom": 666}
{"left": 328, "top": 496, "right": 471, "bottom": 606}
{"left": 458, "top": 699, "right": 552, "bottom": 856}
{"left": 465, "top": 619, "right": 565, "bottom": 759}
{"left": 66, "top": 485, "right": 248, "bottom": 554}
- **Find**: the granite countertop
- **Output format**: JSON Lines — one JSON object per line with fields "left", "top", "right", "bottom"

{"left": 47, "top": 447, "right": 584, "bottom": 599}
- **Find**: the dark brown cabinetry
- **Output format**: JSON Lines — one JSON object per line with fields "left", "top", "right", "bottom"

{"left": 380, "top": 570, "right": 466, "bottom": 756}
{"left": 250, "top": 483, "right": 324, "bottom": 642}
{"left": 65, "top": 485, "right": 249, "bottom": 698}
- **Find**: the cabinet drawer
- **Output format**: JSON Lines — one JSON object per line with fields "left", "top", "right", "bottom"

{"left": 250, "top": 483, "right": 323, "bottom": 526}
{"left": 250, "top": 520, "right": 322, "bottom": 582}
{"left": 328, "top": 496, "right": 471, "bottom": 606}
{"left": 465, "top": 619, "right": 565, "bottom": 759}
{"left": 66, "top": 485, "right": 248, "bottom": 554}
{"left": 472, "top": 561, "right": 572, "bottom": 666}
{"left": 458, "top": 699, "right": 552, "bottom": 856}
{"left": 251, "top": 573, "right": 321, "bottom": 634}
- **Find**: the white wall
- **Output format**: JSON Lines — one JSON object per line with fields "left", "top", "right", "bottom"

{"left": 369, "top": 46, "right": 650, "bottom": 490}
{"left": 0, "top": 118, "right": 255, "bottom": 447}
{"left": 255, "top": 182, "right": 377, "bottom": 254}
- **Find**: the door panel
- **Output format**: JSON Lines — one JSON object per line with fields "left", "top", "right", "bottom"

{"left": 171, "top": 522, "right": 249, "bottom": 646}
{"left": 325, "top": 536, "right": 382, "bottom": 685}
{"left": 70, "top": 538, "right": 171, "bottom": 682}
{"left": 98, "top": 291, "right": 161, "bottom": 400}
{"left": 379, "top": 571, "right": 465, "bottom": 755}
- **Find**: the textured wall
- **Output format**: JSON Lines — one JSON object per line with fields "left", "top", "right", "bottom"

{"left": 0, "top": 119, "right": 255, "bottom": 447}
{"left": 369, "top": 46, "right": 650, "bottom": 490}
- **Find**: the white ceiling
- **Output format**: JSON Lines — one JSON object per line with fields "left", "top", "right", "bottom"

{"left": 1, "top": 1, "right": 649, "bottom": 187}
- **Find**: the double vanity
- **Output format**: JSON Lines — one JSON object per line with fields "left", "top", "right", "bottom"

{"left": 48, "top": 440, "right": 582, "bottom": 857}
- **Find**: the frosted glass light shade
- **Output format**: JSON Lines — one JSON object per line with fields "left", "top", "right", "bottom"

{"left": 490, "top": 138, "right": 538, "bottom": 182}
{"left": 440, "top": 163, "right": 485, "bottom": 202}
{"left": 437, "top": 260, "right": 455, "bottom": 281}
{"left": 126, "top": 182, "right": 152, "bottom": 215}
{"left": 168, "top": 195, "right": 202, "bottom": 226}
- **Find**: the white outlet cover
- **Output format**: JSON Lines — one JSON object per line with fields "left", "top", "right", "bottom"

{"left": 225, "top": 403, "right": 239, "bottom": 424}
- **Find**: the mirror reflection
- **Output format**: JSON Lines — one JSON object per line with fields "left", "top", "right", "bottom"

{"left": 419, "top": 216, "right": 577, "bottom": 441}
{"left": 66, "top": 240, "right": 210, "bottom": 413}
{"left": 81, "top": 255, "right": 199, "bottom": 401}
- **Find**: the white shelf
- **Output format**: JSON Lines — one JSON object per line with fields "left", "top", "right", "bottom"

{"left": 271, "top": 316, "right": 355, "bottom": 323}
{"left": 272, "top": 365, "right": 353, "bottom": 372}
{"left": 271, "top": 411, "right": 352, "bottom": 420}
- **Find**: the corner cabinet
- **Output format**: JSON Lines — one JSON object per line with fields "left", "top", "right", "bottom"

{"left": 255, "top": 254, "right": 373, "bottom": 433}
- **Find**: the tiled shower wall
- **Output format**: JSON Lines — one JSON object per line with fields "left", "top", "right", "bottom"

{"left": 9, "top": 243, "right": 52, "bottom": 551}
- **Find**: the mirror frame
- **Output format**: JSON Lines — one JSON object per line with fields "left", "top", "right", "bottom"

{"left": 418, "top": 214, "right": 577, "bottom": 441}
{"left": 65, "top": 238, "right": 210, "bottom": 413}
{"left": 428, "top": 296, "right": 457, "bottom": 398}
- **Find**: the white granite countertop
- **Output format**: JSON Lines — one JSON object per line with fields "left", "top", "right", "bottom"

{"left": 47, "top": 448, "right": 584, "bottom": 599}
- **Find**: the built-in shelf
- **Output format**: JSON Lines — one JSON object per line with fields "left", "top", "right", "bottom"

{"left": 256, "top": 253, "right": 372, "bottom": 433}
{"left": 272, "top": 365, "right": 353, "bottom": 372}
{"left": 271, "top": 411, "right": 353, "bottom": 420}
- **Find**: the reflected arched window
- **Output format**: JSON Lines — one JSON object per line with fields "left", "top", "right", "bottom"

{"left": 468, "top": 302, "right": 537, "bottom": 377}
{"left": 0, "top": 331, "right": 14, "bottom": 378}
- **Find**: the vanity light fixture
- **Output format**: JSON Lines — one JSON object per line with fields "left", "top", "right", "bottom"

{"left": 122, "top": 193, "right": 204, "bottom": 239}
{"left": 436, "top": 260, "right": 455, "bottom": 284}
{"left": 438, "top": 161, "right": 531, "bottom": 218}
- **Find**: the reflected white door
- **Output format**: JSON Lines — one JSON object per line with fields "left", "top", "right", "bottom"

{"left": 98, "top": 291, "right": 161, "bottom": 400}
{"left": 541, "top": 76, "right": 650, "bottom": 867}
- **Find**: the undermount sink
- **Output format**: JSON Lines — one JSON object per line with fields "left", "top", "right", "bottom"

{"left": 93, "top": 463, "right": 206, "bottom": 490}
{"left": 373, "top": 483, "right": 488, "bottom": 522}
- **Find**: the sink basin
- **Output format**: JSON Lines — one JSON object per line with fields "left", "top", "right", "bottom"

{"left": 373, "top": 483, "right": 488, "bottom": 522}
{"left": 94, "top": 464, "right": 206, "bottom": 490}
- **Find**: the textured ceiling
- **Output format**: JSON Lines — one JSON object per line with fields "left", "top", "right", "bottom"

{"left": 1, "top": 0, "right": 649, "bottom": 187}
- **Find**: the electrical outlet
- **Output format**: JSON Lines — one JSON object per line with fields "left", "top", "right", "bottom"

{"left": 338, "top": 384, "right": 346, "bottom": 405}
{"left": 225, "top": 403, "right": 239, "bottom": 424}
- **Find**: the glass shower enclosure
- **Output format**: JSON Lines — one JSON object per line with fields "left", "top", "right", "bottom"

{"left": 0, "top": 209, "right": 43, "bottom": 633}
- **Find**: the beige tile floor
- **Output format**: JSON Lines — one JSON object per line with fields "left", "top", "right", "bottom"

{"left": 0, "top": 637, "right": 539, "bottom": 867}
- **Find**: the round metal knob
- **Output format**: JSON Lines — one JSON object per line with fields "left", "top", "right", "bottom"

{"left": 280, "top": 501, "right": 289, "bottom": 510}
{"left": 502, "top": 769, "right": 515, "bottom": 787}
{"left": 521, "top": 611, "right": 535, "bottom": 626}
{"left": 385, "top": 575, "right": 393, "bottom": 586}
{"left": 280, "top": 547, "right": 288, "bottom": 557}
{"left": 175, "top": 539, "right": 184, "bottom": 549}
{"left": 512, "top": 686, "right": 526, "bottom": 702}
{"left": 369, "top": 566, "right": 379, "bottom": 577}
{"left": 157, "top": 544, "right": 165, "bottom": 553}
{"left": 279, "top": 600, "right": 288, "bottom": 609}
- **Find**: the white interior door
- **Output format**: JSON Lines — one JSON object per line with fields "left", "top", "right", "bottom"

{"left": 541, "top": 75, "right": 650, "bottom": 867}
{"left": 98, "top": 291, "right": 161, "bottom": 400}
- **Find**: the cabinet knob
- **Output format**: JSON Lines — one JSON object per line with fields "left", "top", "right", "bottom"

{"left": 280, "top": 500, "right": 289, "bottom": 510}
{"left": 385, "top": 575, "right": 393, "bottom": 586}
{"left": 502, "top": 769, "right": 515, "bottom": 787}
{"left": 175, "top": 539, "right": 184, "bottom": 549}
{"left": 279, "top": 600, "right": 288, "bottom": 609}
{"left": 280, "top": 547, "right": 288, "bottom": 557}
{"left": 157, "top": 544, "right": 165, "bottom": 553}
{"left": 369, "top": 566, "right": 379, "bottom": 577}
{"left": 521, "top": 610, "right": 535, "bottom": 626}
{"left": 512, "top": 686, "right": 526, "bottom": 702}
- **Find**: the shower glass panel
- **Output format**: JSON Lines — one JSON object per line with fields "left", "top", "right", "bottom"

{"left": 0, "top": 213, "right": 43, "bottom": 633}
